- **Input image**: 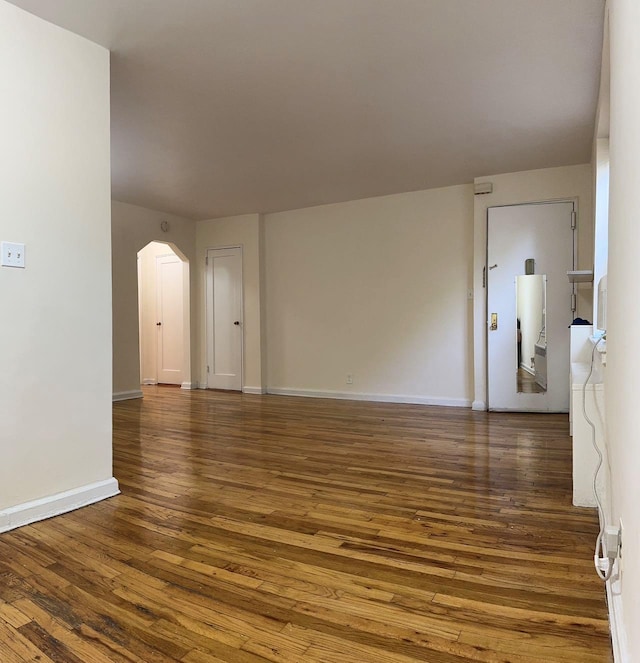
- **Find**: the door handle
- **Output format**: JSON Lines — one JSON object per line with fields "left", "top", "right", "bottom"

{"left": 156, "top": 322, "right": 162, "bottom": 326}
{"left": 234, "top": 321, "right": 240, "bottom": 326}
{"left": 490, "top": 313, "right": 498, "bottom": 331}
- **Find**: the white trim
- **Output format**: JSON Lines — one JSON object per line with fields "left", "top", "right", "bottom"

{"left": 181, "top": 382, "right": 195, "bottom": 390}
{"left": 489, "top": 407, "right": 569, "bottom": 414}
{"left": 519, "top": 362, "right": 535, "bottom": 375}
{"left": 472, "top": 400, "right": 487, "bottom": 411}
{"left": 0, "top": 478, "right": 120, "bottom": 534}
{"left": 112, "top": 389, "right": 143, "bottom": 402}
{"left": 205, "top": 243, "right": 245, "bottom": 252}
{"left": 142, "top": 378, "right": 157, "bottom": 385}
{"left": 607, "top": 573, "right": 629, "bottom": 662}
{"left": 571, "top": 382, "right": 605, "bottom": 392}
{"left": 243, "top": 386, "right": 266, "bottom": 394}
{"left": 267, "top": 387, "right": 470, "bottom": 408}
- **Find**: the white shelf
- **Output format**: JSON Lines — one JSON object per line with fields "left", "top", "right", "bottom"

{"left": 567, "top": 270, "right": 594, "bottom": 283}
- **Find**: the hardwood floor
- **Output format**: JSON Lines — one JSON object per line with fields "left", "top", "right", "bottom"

{"left": 0, "top": 386, "right": 612, "bottom": 662}
{"left": 516, "top": 369, "right": 545, "bottom": 394}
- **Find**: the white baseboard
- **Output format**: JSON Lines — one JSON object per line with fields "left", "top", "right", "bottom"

{"left": 267, "top": 387, "right": 470, "bottom": 408}
{"left": 243, "top": 386, "right": 267, "bottom": 395}
{"left": 112, "top": 389, "right": 143, "bottom": 402}
{"left": 197, "top": 382, "right": 208, "bottom": 389}
{"left": 142, "top": 378, "right": 157, "bottom": 385}
{"left": 607, "top": 572, "right": 629, "bottom": 662}
{"left": 472, "top": 400, "right": 487, "bottom": 411}
{"left": 519, "top": 362, "right": 535, "bottom": 376}
{"left": 181, "top": 382, "right": 195, "bottom": 390}
{"left": 0, "top": 478, "right": 120, "bottom": 534}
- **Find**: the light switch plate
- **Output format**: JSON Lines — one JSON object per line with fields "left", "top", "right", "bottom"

{"left": 1, "top": 242, "right": 26, "bottom": 268}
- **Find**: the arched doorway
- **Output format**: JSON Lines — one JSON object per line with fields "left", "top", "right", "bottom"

{"left": 137, "top": 241, "right": 191, "bottom": 387}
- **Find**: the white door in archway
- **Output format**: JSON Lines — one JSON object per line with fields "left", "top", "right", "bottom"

{"left": 206, "top": 247, "right": 243, "bottom": 390}
{"left": 156, "top": 254, "right": 184, "bottom": 385}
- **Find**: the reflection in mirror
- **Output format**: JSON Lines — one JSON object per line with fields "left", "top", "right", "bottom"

{"left": 516, "top": 275, "right": 547, "bottom": 393}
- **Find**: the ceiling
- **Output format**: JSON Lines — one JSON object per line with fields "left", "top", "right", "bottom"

{"left": 10, "top": 0, "right": 605, "bottom": 220}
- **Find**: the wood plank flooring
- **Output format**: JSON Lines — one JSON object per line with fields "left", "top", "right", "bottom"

{"left": 0, "top": 386, "right": 612, "bottom": 662}
{"left": 516, "top": 369, "right": 545, "bottom": 394}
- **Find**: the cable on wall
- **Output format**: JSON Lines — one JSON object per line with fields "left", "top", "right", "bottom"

{"left": 581, "top": 335, "right": 615, "bottom": 582}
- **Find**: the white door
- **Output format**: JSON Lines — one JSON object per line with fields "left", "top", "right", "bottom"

{"left": 487, "top": 202, "right": 574, "bottom": 411}
{"left": 206, "top": 247, "right": 243, "bottom": 390}
{"left": 156, "top": 254, "right": 184, "bottom": 385}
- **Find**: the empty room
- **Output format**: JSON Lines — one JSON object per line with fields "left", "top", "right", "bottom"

{"left": 0, "top": 1, "right": 637, "bottom": 662}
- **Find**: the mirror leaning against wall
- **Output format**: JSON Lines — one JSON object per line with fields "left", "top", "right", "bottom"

{"left": 516, "top": 274, "right": 547, "bottom": 394}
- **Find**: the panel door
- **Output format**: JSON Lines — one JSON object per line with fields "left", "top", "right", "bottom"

{"left": 156, "top": 254, "right": 184, "bottom": 385}
{"left": 206, "top": 247, "right": 243, "bottom": 390}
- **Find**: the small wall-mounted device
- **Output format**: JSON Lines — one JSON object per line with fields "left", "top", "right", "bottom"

{"left": 474, "top": 182, "right": 493, "bottom": 195}
{"left": 597, "top": 275, "right": 607, "bottom": 331}
{"left": 1, "top": 241, "right": 26, "bottom": 268}
{"left": 567, "top": 269, "right": 594, "bottom": 283}
{"left": 525, "top": 258, "right": 535, "bottom": 275}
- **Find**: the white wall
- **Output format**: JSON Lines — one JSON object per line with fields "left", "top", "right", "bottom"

{"left": 605, "top": 0, "right": 640, "bottom": 658}
{"left": 196, "top": 214, "right": 264, "bottom": 391}
{"left": 472, "top": 164, "right": 594, "bottom": 409}
{"left": 0, "top": 2, "right": 114, "bottom": 513}
{"left": 264, "top": 186, "right": 474, "bottom": 405}
{"left": 112, "top": 201, "right": 196, "bottom": 396}
{"left": 594, "top": 138, "right": 610, "bottom": 323}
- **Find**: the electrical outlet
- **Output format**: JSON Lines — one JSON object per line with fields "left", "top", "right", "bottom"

{"left": 346, "top": 374, "right": 353, "bottom": 385}
{"left": 604, "top": 525, "right": 621, "bottom": 559}
{"left": 1, "top": 241, "right": 25, "bottom": 268}
{"left": 619, "top": 518, "right": 624, "bottom": 550}
{"left": 619, "top": 518, "right": 624, "bottom": 580}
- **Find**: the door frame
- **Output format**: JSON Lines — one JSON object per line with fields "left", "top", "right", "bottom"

{"left": 137, "top": 240, "right": 192, "bottom": 390}
{"left": 205, "top": 245, "right": 244, "bottom": 390}
{"left": 484, "top": 198, "right": 577, "bottom": 411}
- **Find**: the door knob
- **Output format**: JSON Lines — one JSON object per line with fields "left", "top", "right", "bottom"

{"left": 156, "top": 322, "right": 162, "bottom": 326}
{"left": 234, "top": 321, "right": 240, "bottom": 326}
